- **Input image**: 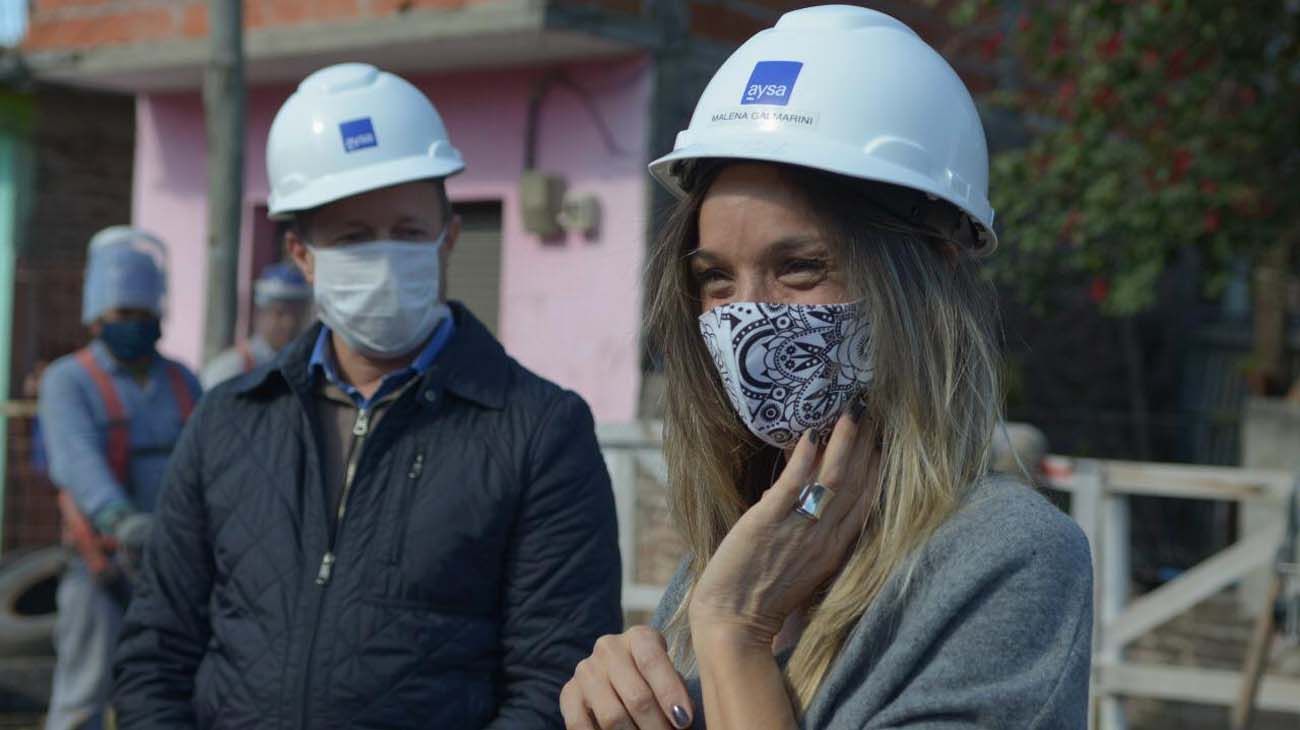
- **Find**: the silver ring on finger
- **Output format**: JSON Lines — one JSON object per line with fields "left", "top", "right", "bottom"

{"left": 794, "top": 481, "right": 836, "bottom": 521}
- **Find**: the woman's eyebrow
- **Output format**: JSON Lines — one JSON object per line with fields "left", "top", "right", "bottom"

{"left": 764, "top": 236, "right": 829, "bottom": 260}
{"left": 687, "top": 249, "right": 724, "bottom": 265}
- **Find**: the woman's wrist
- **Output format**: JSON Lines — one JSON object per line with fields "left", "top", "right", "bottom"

{"left": 690, "top": 613, "right": 776, "bottom": 657}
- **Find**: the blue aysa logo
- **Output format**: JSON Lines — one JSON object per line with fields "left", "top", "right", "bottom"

{"left": 339, "top": 117, "right": 378, "bottom": 153}
{"left": 741, "top": 61, "right": 803, "bottom": 106}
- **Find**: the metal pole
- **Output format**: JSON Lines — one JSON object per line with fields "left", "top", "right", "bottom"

{"left": 202, "top": 0, "right": 245, "bottom": 364}
{"left": 0, "top": 134, "right": 17, "bottom": 555}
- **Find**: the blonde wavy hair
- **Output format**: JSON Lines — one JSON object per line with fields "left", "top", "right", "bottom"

{"left": 645, "top": 160, "right": 1003, "bottom": 711}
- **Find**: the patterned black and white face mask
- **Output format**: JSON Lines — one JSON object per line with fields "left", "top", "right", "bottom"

{"left": 698, "top": 301, "right": 874, "bottom": 449}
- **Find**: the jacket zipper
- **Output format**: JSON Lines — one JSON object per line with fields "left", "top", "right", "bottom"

{"left": 298, "top": 406, "right": 371, "bottom": 728}
{"left": 316, "top": 408, "right": 371, "bottom": 585}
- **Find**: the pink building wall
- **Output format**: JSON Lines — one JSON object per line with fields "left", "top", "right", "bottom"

{"left": 133, "top": 56, "right": 653, "bottom": 423}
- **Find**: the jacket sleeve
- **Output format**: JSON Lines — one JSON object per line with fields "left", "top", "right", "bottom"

{"left": 485, "top": 391, "right": 623, "bottom": 729}
{"left": 853, "top": 492, "right": 1094, "bottom": 730}
{"left": 113, "top": 405, "right": 214, "bottom": 728}
{"left": 38, "top": 359, "right": 131, "bottom": 518}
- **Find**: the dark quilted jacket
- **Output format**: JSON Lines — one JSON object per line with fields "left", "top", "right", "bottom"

{"left": 113, "top": 305, "right": 622, "bottom": 729}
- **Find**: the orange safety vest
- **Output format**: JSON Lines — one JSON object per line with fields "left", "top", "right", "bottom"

{"left": 58, "top": 348, "right": 195, "bottom": 576}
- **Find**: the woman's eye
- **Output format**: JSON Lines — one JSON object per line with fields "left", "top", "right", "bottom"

{"left": 692, "top": 268, "right": 729, "bottom": 285}
{"left": 782, "top": 259, "right": 827, "bottom": 278}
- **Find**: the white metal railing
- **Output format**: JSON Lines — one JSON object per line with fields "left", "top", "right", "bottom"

{"left": 598, "top": 422, "right": 669, "bottom": 613}
{"left": 597, "top": 423, "right": 1300, "bottom": 726}
{"left": 1044, "top": 457, "right": 1300, "bottom": 729}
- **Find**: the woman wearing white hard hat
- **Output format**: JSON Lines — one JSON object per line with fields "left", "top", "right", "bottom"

{"left": 562, "top": 6, "right": 1090, "bottom": 729}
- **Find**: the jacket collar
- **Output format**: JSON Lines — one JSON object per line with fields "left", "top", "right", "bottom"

{"left": 236, "top": 302, "right": 508, "bottom": 410}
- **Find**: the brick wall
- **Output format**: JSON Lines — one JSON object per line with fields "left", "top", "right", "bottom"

{"left": 2, "top": 85, "right": 135, "bottom": 552}
{"left": 23, "top": 0, "right": 499, "bottom": 52}
{"left": 25, "top": 0, "right": 1001, "bottom": 93}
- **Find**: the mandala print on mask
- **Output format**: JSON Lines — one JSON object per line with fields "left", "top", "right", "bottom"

{"left": 699, "top": 301, "right": 874, "bottom": 449}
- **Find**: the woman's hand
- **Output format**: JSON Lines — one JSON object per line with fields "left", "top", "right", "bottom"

{"left": 689, "top": 408, "right": 882, "bottom": 648}
{"left": 560, "top": 626, "right": 695, "bottom": 730}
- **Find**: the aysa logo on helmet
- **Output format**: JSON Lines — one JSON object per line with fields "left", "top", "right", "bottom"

{"left": 339, "top": 117, "right": 379, "bottom": 153}
{"left": 741, "top": 61, "right": 803, "bottom": 106}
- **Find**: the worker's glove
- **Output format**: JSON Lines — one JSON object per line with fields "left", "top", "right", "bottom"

{"left": 97, "top": 507, "right": 153, "bottom": 580}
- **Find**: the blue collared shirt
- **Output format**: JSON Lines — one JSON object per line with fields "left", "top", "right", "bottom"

{"left": 308, "top": 317, "right": 455, "bottom": 410}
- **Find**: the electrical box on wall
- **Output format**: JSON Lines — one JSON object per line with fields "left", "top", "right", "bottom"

{"left": 519, "top": 170, "right": 565, "bottom": 237}
{"left": 558, "top": 194, "right": 601, "bottom": 237}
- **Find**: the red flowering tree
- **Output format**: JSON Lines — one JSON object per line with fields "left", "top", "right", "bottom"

{"left": 949, "top": 1, "right": 1299, "bottom": 320}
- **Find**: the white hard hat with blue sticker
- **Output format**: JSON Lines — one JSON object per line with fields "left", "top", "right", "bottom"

{"left": 265, "top": 63, "right": 464, "bottom": 219}
{"left": 649, "top": 4, "right": 997, "bottom": 254}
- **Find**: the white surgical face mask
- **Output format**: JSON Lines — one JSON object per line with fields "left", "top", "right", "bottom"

{"left": 309, "top": 233, "right": 449, "bottom": 359}
{"left": 699, "top": 301, "right": 873, "bottom": 449}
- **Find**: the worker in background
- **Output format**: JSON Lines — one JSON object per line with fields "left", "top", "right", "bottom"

{"left": 38, "top": 226, "right": 201, "bottom": 730}
{"left": 200, "top": 262, "right": 312, "bottom": 388}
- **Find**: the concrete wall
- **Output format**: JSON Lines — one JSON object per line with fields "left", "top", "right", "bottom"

{"left": 133, "top": 56, "right": 652, "bottom": 423}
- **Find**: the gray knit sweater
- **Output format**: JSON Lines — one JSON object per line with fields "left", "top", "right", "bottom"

{"left": 651, "top": 477, "right": 1093, "bottom": 729}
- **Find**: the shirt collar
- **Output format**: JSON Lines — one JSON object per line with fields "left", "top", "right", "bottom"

{"left": 307, "top": 316, "right": 455, "bottom": 409}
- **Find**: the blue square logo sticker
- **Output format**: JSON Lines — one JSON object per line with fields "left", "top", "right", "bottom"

{"left": 339, "top": 117, "right": 378, "bottom": 153}
{"left": 741, "top": 61, "right": 803, "bottom": 106}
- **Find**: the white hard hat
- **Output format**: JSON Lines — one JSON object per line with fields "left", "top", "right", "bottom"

{"left": 266, "top": 63, "right": 464, "bottom": 219}
{"left": 649, "top": 5, "right": 996, "bottom": 253}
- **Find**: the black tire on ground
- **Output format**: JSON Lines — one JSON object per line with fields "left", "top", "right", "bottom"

{"left": 0, "top": 547, "right": 64, "bottom": 657}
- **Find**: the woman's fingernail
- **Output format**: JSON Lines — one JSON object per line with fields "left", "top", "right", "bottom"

{"left": 849, "top": 396, "right": 867, "bottom": 422}
{"left": 671, "top": 704, "right": 692, "bottom": 728}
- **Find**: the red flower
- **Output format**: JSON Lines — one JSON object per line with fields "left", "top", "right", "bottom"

{"left": 1140, "top": 50, "right": 1161, "bottom": 71}
{"left": 1239, "top": 86, "right": 1259, "bottom": 107}
{"left": 1170, "top": 148, "right": 1193, "bottom": 183}
{"left": 1091, "top": 86, "right": 1118, "bottom": 111}
{"left": 1199, "top": 179, "right": 1219, "bottom": 195}
{"left": 1089, "top": 277, "right": 1110, "bottom": 304}
{"left": 1165, "top": 48, "right": 1187, "bottom": 81}
{"left": 980, "top": 31, "right": 1005, "bottom": 61}
{"left": 1049, "top": 25, "right": 1069, "bottom": 58}
{"left": 1061, "top": 208, "right": 1083, "bottom": 239}
{"left": 1203, "top": 210, "right": 1221, "bottom": 234}
{"left": 1097, "top": 32, "right": 1123, "bottom": 60}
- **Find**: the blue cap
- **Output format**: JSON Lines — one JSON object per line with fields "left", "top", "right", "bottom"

{"left": 81, "top": 226, "right": 168, "bottom": 325}
{"left": 254, "top": 262, "right": 311, "bottom": 306}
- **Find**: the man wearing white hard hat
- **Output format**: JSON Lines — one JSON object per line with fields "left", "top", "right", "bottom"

{"left": 563, "top": 6, "right": 1090, "bottom": 730}
{"left": 200, "top": 261, "right": 312, "bottom": 388}
{"left": 38, "top": 226, "right": 200, "bottom": 730}
{"left": 115, "top": 63, "right": 621, "bottom": 729}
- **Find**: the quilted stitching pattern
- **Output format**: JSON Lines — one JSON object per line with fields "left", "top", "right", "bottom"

{"left": 115, "top": 310, "right": 623, "bottom": 730}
